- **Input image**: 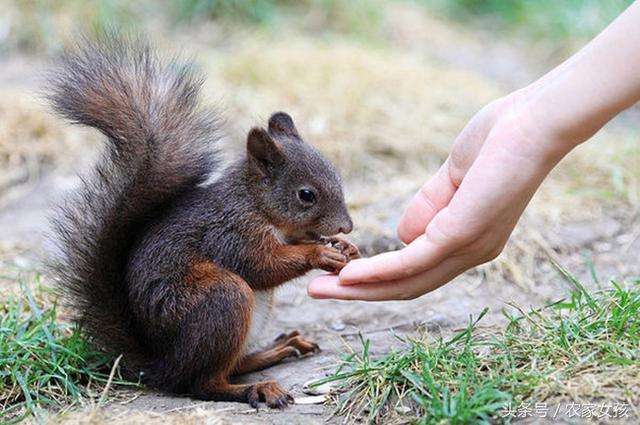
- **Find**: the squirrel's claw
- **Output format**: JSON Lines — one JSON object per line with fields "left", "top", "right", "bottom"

{"left": 271, "top": 394, "right": 292, "bottom": 409}
{"left": 312, "top": 245, "right": 349, "bottom": 273}
{"left": 322, "top": 236, "right": 360, "bottom": 260}
{"left": 272, "top": 331, "right": 321, "bottom": 356}
{"left": 247, "top": 381, "right": 293, "bottom": 409}
{"left": 274, "top": 330, "right": 300, "bottom": 344}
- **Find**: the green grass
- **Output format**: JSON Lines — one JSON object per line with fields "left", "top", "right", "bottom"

{"left": 0, "top": 275, "right": 136, "bottom": 423}
{"left": 173, "top": 0, "right": 383, "bottom": 38}
{"left": 173, "top": 0, "right": 285, "bottom": 23}
{"left": 1, "top": 0, "right": 382, "bottom": 54}
{"left": 420, "top": 0, "right": 633, "bottom": 41}
{"left": 3, "top": 0, "right": 635, "bottom": 54}
{"left": 316, "top": 264, "right": 640, "bottom": 423}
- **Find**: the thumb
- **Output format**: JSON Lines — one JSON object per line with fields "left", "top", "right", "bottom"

{"left": 397, "top": 160, "right": 456, "bottom": 244}
{"left": 398, "top": 101, "right": 502, "bottom": 244}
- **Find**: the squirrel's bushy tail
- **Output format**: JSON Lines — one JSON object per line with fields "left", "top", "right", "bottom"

{"left": 47, "top": 34, "right": 221, "bottom": 369}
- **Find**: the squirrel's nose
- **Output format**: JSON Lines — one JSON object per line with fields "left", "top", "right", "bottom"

{"left": 339, "top": 216, "right": 353, "bottom": 234}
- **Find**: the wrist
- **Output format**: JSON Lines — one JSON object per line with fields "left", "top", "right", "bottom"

{"left": 509, "top": 84, "right": 585, "bottom": 164}
{"left": 489, "top": 91, "right": 576, "bottom": 169}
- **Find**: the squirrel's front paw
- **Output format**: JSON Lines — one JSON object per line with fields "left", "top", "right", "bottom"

{"left": 322, "top": 236, "right": 360, "bottom": 260}
{"left": 310, "top": 245, "right": 348, "bottom": 273}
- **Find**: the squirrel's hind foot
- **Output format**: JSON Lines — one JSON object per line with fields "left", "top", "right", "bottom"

{"left": 272, "top": 330, "right": 320, "bottom": 355}
{"left": 198, "top": 381, "right": 293, "bottom": 409}
{"left": 233, "top": 331, "right": 320, "bottom": 375}
{"left": 247, "top": 381, "right": 294, "bottom": 409}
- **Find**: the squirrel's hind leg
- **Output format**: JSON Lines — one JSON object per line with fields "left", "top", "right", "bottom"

{"left": 166, "top": 261, "right": 293, "bottom": 408}
{"left": 234, "top": 331, "right": 320, "bottom": 375}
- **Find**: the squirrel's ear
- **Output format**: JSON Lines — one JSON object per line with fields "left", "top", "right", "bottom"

{"left": 268, "top": 112, "right": 300, "bottom": 139}
{"left": 247, "top": 127, "right": 284, "bottom": 176}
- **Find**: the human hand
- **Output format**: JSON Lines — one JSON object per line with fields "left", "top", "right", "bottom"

{"left": 307, "top": 93, "right": 570, "bottom": 300}
{"left": 308, "top": 1, "right": 640, "bottom": 301}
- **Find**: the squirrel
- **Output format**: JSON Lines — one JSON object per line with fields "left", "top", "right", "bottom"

{"left": 46, "top": 34, "right": 359, "bottom": 409}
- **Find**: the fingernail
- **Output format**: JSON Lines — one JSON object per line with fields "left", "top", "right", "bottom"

{"left": 338, "top": 263, "right": 352, "bottom": 277}
{"left": 307, "top": 283, "right": 323, "bottom": 298}
{"left": 307, "top": 275, "right": 335, "bottom": 298}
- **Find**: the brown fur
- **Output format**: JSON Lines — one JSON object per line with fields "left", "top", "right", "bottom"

{"left": 234, "top": 330, "right": 319, "bottom": 375}
{"left": 47, "top": 33, "right": 358, "bottom": 408}
{"left": 184, "top": 260, "right": 222, "bottom": 287}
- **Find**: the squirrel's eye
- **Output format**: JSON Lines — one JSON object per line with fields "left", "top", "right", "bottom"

{"left": 297, "top": 189, "right": 316, "bottom": 205}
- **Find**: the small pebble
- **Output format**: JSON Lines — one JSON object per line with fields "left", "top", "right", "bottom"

{"left": 330, "top": 320, "right": 346, "bottom": 331}
{"left": 595, "top": 242, "right": 612, "bottom": 252}
{"left": 395, "top": 405, "right": 412, "bottom": 414}
{"left": 14, "top": 256, "right": 32, "bottom": 268}
{"left": 302, "top": 379, "right": 333, "bottom": 395}
{"left": 295, "top": 395, "right": 326, "bottom": 405}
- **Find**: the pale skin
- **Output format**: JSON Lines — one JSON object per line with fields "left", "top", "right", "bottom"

{"left": 308, "top": 1, "right": 640, "bottom": 301}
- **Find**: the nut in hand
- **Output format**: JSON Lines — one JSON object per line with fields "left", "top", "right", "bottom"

{"left": 313, "top": 245, "right": 349, "bottom": 273}
{"left": 322, "top": 236, "right": 360, "bottom": 260}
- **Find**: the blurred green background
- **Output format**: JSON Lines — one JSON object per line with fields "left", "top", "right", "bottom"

{"left": 0, "top": 0, "right": 633, "bottom": 54}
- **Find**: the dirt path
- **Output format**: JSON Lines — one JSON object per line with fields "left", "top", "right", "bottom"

{"left": 1, "top": 6, "right": 639, "bottom": 423}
